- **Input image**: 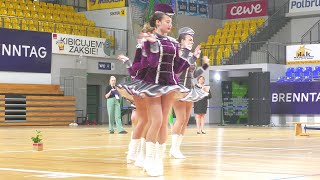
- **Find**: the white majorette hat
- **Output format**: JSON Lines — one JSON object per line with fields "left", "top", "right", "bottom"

{"left": 178, "top": 27, "right": 195, "bottom": 36}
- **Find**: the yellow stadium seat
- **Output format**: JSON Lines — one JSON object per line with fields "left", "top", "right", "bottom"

{"left": 64, "top": 24, "right": 71, "bottom": 34}
{"left": 79, "top": 13, "right": 86, "bottom": 20}
{"left": 53, "top": 15, "right": 61, "bottom": 23}
{"left": 53, "top": 4, "right": 61, "bottom": 9}
{"left": 11, "top": 18, "right": 18, "bottom": 24}
{"left": 94, "top": 28, "right": 100, "bottom": 37}
{"left": 220, "top": 37, "right": 226, "bottom": 44}
{"left": 215, "top": 28, "right": 222, "bottom": 36}
{"left": 88, "top": 20, "right": 95, "bottom": 27}
{"left": 250, "top": 19, "right": 257, "bottom": 27}
{"left": 87, "top": 27, "right": 95, "bottom": 37}
{"left": 21, "top": 19, "right": 28, "bottom": 30}
{"left": 31, "top": 11, "right": 39, "bottom": 19}
{"left": 29, "top": 25, "right": 37, "bottom": 31}
{"left": 224, "top": 48, "right": 231, "bottom": 59}
{"left": 213, "top": 37, "right": 219, "bottom": 45}
{"left": 67, "top": 16, "right": 75, "bottom": 24}
{"left": 241, "top": 34, "right": 248, "bottom": 42}
{"left": 66, "top": 6, "right": 75, "bottom": 12}
{"left": 7, "top": 8, "right": 16, "bottom": 16}
{"left": 74, "top": 18, "right": 81, "bottom": 25}
{"left": 37, "top": 8, "right": 44, "bottom": 13}
{"left": 61, "top": 5, "right": 68, "bottom": 10}
{"left": 23, "top": 10, "right": 31, "bottom": 18}
{"left": 233, "top": 44, "right": 239, "bottom": 51}
{"left": 47, "top": 3, "right": 54, "bottom": 9}
{"left": 28, "top": 4, "right": 35, "bottom": 11}
{"left": 224, "top": 21, "right": 231, "bottom": 29}
{"left": 0, "top": 2, "right": 5, "bottom": 8}
{"left": 228, "top": 30, "right": 235, "bottom": 37}
{"left": 44, "top": 26, "right": 51, "bottom": 33}
{"left": 20, "top": 3, "right": 28, "bottom": 11}
{"left": 15, "top": 9, "right": 24, "bottom": 17}
{"left": 227, "top": 37, "right": 233, "bottom": 44}
{"left": 38, "top": 12, "right": 46, "bottom": 21}
{"left": 39, "top": 2, "right": 46, "bottom": 7}
{"left": 61, "top": 15, "right": 68, "bottom": 23}
{"left": 14, "top": 3, "right": 21, "bottom": 10}
{"left": 27, "top": 0, "right": 33, "bottom": 5}
{"left": 82, "top": 20, "right": 89, "bottom": 26}
{"left": 220, "top": 31, "right": 228, "bottom": 39}
{"left": 257, "top": 18, "right": 265, "bottom": 27}
{"left": 45, "top": 13, "right": 53, "bottom": 21}
{"left": 0, "top": 8, "right": 7, "bottom": 16}
{"left": 38, "top": 25, "right": 45, "bottom": 32}
{"left": 230, "top": 24, "right": 236, "bottom": 30}
{"left": 48, "top": 22, "right": 54, "bottom": 29}
{"left": 4, "top": 17, "right": 12, "bottom": 28}
{"left": 5, "top": 2, "right": 14, "bottom": 9}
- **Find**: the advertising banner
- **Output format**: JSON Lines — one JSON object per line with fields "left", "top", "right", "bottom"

{"left": 226, "top": 0, "right": 267, "bottom": 19}
{"left": 271, "top": 82, "right": 320, "bottom": 114}
{"left": 87, "top": 0, "right": 126, "bottom": 10}
{"left": 0, "top": 28, "right": 51, "bottom": 73}
{"left": 289, "top": 0, "right": 320, "bottom": 14}
{"left": 177, "top": 0, "right": 208, "bottom": 17}
{"left": 52, "top": 33, "right": 111, "bottom": 58}
{"left": 286, "top": 44, "right": 320, "bottom": 65}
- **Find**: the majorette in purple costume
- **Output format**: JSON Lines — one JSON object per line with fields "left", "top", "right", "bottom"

{"left": 176, "top": 27, "right": 210, "bottom": 102}
{"left": 117, "top": 5, "right": 199, "bottom": 100}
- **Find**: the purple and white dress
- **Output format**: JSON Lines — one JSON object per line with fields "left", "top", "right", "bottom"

{"left": 130, "top": 33, "right": 197, "bottom": 99}
{"left": 178, "top": 61, "right": 209, "bottom": 102}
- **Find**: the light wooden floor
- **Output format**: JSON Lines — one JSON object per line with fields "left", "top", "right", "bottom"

{"left": 0, "top": 125, "right": 319, "bottom": 180}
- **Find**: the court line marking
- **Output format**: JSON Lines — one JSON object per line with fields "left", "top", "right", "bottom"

{"left": 0, "top": 167, "right": 157, "bottom": 180}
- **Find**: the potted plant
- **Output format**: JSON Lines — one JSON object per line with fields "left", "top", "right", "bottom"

{"left": 31, "top": 130, "right": 43, "bottom": 151}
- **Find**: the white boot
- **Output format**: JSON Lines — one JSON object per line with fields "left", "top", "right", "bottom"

{"left": 127, "top": 139, "right": 140, "bottom": 164}
{"left": 156, "top": 143, "right": 166, "bottom": 176}
{"left": 134, "top": 138, "right": 145, "bottom": 168}
{"left": 169, "top": 134, "right": 185, "bottom": 159}
{"left": 169, "top": 134, "right": 178, "bottom": 158}
{"left": 176, "top": 135, "right": 186, "bottom": 159}
{"left": 143, "top": 142, "right": 159, "bottom": 177}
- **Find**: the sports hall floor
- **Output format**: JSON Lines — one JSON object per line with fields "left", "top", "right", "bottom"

{"left": 0, "top": 125, "right": 319, "bottom": 180}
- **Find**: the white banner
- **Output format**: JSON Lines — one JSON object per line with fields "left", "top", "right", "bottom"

{"left": 52, "top": 33, "right": 111, "bottom": 58}
{"left": 286, "top": 44, "right": 320, "bottom": 64}
{"left": 83, "top": 7, "right": 127, "bottom": 30}
{"left": 289, "top": 0, "right": 320, "bottom": 14}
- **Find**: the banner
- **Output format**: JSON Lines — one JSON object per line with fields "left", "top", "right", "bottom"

{"left": 177, "top": 0, "right": 208, "bottom": 17}
{"left": 271, "top": 82, "right": 320, "bottom": 114}
{"left": 0, "top": 28, "right": 51, "bottom": 73}
{"left": 226, "top": 0, "right": 267, "bottom": 19}
{"left": 52, "top": 33, "right": 111, "bottom": 58}
{"left": 289, "top": 0, "right": 320, "bottom": 14}
{"left": 83, "top": 7, "right": 127, "bottom": 30}
{"left": 87, "top": 0, "right": 126, "bottom": 10}
{"left": 286, "top": 44, "right": 320, "bottom": 65}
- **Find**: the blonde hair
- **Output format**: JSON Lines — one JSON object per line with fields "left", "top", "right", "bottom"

{"left": 109, "top": 76, "right": 116, "bottom": 85}
{"left": 141, "top": 23, "right": 155, "bottom": 33}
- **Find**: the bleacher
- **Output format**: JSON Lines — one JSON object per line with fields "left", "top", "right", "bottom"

{"left": 202, "top": 18, "right": 265, "bottom": 66}
{"left": 0, "top": 83, "right": 76, "bottom": 126}
{"left": 276, "top": 66, "right": 320, "bottom": 83}
{"left": 0, "top": 0, "right": 114, "bottom": 45}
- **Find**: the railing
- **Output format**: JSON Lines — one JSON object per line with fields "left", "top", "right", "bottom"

{"left": 301, "top": 20, "right": 320, "bottom": 44}
{"left": 202, "top": 41, "right": 286, "bottom": 66}
{"left": 0, "top": 16, "right": 128, "bottom": 54}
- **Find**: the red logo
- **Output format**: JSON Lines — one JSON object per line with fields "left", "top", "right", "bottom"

{"left": 226, "top": 0, "right": 267, "bottom": 19}
{"left": 53, "top": 34, "right": 57, "bottom": 39}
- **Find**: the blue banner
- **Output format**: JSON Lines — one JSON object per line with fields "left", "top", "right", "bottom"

{"left": 0, "top": 28, "right": 52, "bottom": 73}
{"left": 271, "top": 82, "right": 320, "bottom": 114}
{"left": 178, "top": 0, "right": 208, "bottom": 17}
{"left": 98, "top": 62, "right": 114, "bottom": 70}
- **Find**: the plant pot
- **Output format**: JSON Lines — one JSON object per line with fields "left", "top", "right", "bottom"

{"left": 33, "top": 143, "right": 43, "bottom": 151}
